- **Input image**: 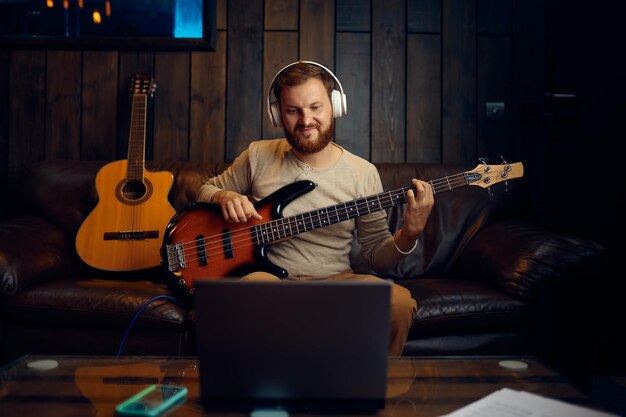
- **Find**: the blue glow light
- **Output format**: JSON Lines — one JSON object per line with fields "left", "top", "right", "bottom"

{"left": 174, "top": 0, "right": 202, "bottom": 38}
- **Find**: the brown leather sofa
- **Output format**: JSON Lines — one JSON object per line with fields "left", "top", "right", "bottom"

{"left": 0, "top": 160, "right": 606, "bottom": 387}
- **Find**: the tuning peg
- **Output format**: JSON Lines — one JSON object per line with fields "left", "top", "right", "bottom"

{"left": 500, "top": 155, "right": 512, "bottom": 172}
{"left": 479, "top": 157, "right": 491, "bottom": 173}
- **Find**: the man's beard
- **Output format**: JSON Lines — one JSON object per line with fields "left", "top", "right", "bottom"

{"left": 285, "top": 118, "right": 334, "bottom": 154}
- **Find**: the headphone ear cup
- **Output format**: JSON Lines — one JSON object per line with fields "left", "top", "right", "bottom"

{"left": 269, "top": 101, "right": 282, "bottom": 127}
{"left": 331, "top": 89, "right": 346, "bottom": 118}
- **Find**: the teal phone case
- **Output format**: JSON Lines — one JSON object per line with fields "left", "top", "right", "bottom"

{"left": 115, "top": 384, "right": 188, "bottom": 416}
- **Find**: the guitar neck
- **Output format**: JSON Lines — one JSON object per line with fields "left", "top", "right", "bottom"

{"left": 254, "top": 171, "right": 479, "bottom": 244}
{"left": 127, "top": 93, "right": 148, "bottom": 181}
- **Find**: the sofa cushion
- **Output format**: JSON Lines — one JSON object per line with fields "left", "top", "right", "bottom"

{"left": 0, "top": 215, "right": 74, "bottom": 297}
{"left": 2, "top": 279, "right": 186, "bottom": 330}
{"left": 19, "top": 160, "right": 106, "bottom": 237}
{"left": 451, "top": 220, "right": 607, "bottom": 301}
{"left": 399, "top": 278, "right": 531, "bottom": 338}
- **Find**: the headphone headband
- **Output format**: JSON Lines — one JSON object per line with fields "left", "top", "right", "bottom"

{"left": 266, "top": 60, "right": 347, "bottom": 128}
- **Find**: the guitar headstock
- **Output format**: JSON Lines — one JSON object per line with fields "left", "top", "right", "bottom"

{"left": 465, "top": 161, "right": 524, "bottom": 188}
{"left": 130, "top": 73, "right": 156, "bottom": 97}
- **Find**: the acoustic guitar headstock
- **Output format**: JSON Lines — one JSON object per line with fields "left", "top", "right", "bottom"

{"left": 130, "top": 73, "right": 156, "bottom": 97}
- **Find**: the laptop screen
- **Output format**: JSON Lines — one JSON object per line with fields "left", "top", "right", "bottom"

{"left": 193, "top": 279, "right": 391, "bottom": 412}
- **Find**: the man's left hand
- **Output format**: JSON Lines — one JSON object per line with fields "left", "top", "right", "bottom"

{"left": 394, "top": 178, "right": 434, "bottom": 252}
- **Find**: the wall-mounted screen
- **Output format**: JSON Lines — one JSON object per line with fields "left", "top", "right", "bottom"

{"left": 0, "top": 0, "right": 216, "bottom": 50}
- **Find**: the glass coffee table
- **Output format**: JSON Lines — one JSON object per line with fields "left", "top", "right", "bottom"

{"left": 0, "top": 355, "right": 604, "bottom": 416}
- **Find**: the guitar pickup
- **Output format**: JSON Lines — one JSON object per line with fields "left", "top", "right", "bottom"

{"left": 103, "top": 231, "right": 159, "bottom": 240}
{"left": 196, "top": 234, "right": 208, "bottom": 266}
{"left": 222, "top": 228, "right": 234, "bottom": 259}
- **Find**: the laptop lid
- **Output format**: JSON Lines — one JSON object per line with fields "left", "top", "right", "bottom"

{"left": 194, "top": 279, "right": 391, "bottom": 412}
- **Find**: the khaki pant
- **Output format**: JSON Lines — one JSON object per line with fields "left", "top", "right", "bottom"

{"left": 241, "top": 271, "right": 417, "bottom": 356}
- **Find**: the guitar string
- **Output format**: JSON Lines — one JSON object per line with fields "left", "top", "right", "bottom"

{"left": 166, "top": 174, "right": 478, "bottom": 265}
{"left": 169, "top": 162, "right": 518, "bottom": 266}
{"left": 165, "top": 171, "right": 484, "bottom": 266}
{"left": 165, "top": 173, "right": 479, "bottom": 266}
{"left": 128, "top": 94, "right": 146, "bottom": 250}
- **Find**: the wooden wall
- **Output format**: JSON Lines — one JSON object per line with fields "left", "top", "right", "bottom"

{"left": 0, "top": 0, "right": 545, "bottom": 212}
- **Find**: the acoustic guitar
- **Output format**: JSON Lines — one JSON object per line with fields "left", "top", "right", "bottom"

{"left": 162, "top": 161, "right": 523, "bottom": 300}
{"left": 76, "top": 73, "right": 176, "bottom": 271}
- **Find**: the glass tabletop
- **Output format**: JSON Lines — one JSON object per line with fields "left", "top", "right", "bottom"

{"left": 0, "top": 355, "right": 592, "bottom": 417}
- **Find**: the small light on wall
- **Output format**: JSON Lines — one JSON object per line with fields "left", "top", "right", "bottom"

{"left": 46, "top": 0, "right": 54, "bottom": 8}
{"left": 93, "top": 9, "right": 102, "bottom": 24}
{"left": 105, "top": 1, "right": 111, "bottom": 17}
{"left": 78, "top": 0, "right": 84, "bottom": 8}
{"left": 63, "top": 0, "right": 69, "bottom": 10}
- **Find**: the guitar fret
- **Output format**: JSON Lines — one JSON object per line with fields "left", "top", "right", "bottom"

{"left": 331, "top": 205, "right": 340, "bottom": 224}
{"left": 295, "top": 214, "right": 304, "bottom": 234}
{"left": 261, "top": 222, "right": 270, "bottom": 244}
{"left": 311, "top": 211, "right": 320, "bottom": 229}
{"left": 275, "top": 219, "right": 283, "bottom": 239}
{"left": 281, "top": 218, "right": 291, "bottom": 238}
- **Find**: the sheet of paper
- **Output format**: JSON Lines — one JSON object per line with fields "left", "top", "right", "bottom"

{"left": 440, "top": 387, "right": 618, "bottom": 417}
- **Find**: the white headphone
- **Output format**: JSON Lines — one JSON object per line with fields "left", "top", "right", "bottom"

{"left": 266, "top": 60, "right": 348, "bottom": 128}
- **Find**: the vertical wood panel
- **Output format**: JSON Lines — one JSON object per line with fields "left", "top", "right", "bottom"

{"left": 336, "top": 32, "right": 371, "bottom": 159}
{"left": 478, "top": 0, "right": 511, "bottom": 34}
{"left": 337, "top": 0, "right": 370, "bottom": 32}
{"left": 226, "top": 0, "right": 263, "bottom": 160}
{"left": 477, "top": 35, "right": 511, "bottom": 160}
{"left": 215, "top": 0, "right": 228, "bottom": 30}
{"left": 154, "top": 52, "right": 190, "bottom": 161}
{"left": 190, "top": 31, "right": 227, "bottom": 163}
{"left": 46, "top": 51, "right": 81, "bottom": 160}
{"left": 407, "top": 34, "right": 441, "bottom": 163}
{"left": 442, "top": 0, "right": 476, "bottom": 165}
{"left": 372, "top": 0, "right": 406, "bottom": 162}
{"left": 118, "top": 52, "right": 154, "bottom": 160}
{"left": 265, "top": 0, "right": 299, "bottom": 30}
{"left": 300, "top": 0, "right": 335, "bottom": 65}
{"left": 81, "top": 51, "right": 118, "bottom": 160}
{"left": 512, "top": 0, "right": 545, "bottom": 218}
{"left": 9, "top": 51, "right": 46, "bottom": 182}
{"left": 0, "top": 50, "right": 9, "bottom": 208}
{"left": 408, "top": 0, "right": 442, "bottom": 33}
{"left": 263, "top": 32, "right": 299, "bottom": 139}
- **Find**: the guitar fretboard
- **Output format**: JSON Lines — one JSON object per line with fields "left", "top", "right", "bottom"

{"left": 253, "top": 172, "right": 479, "bottom": 244}
{"left": 127, "top": 94, "right": 147, "bottom": 182}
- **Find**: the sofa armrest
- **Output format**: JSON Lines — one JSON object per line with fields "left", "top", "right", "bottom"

{"left": 0, "top": 216, "right": 75, "bottom": 297}
{"left": 451, "top": 220, "right": 606, "bottom": 302}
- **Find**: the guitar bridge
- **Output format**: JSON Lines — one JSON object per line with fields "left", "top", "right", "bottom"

{"left": 166, "top": 243, "right": 186, "bottom": 272}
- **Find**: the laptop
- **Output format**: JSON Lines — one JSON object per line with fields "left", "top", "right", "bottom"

{"left": 193, "top": 278, "right": 391, "bottom": 413}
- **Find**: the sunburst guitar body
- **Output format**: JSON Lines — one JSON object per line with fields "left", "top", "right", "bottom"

{"left": 76, "top": 74, "right": 176, "bottom": 271}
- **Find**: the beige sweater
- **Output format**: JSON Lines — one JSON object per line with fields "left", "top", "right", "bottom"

{"left": 197, "top": 139, "right": 409, "bottom": 278}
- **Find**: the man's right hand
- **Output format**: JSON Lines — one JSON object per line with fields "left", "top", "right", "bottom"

{"left": 210, "top": 190, "right": 262, "bottom": 223}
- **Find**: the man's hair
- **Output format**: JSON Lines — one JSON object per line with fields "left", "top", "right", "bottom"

{"left": 272, "top": 62, "right": 335, "bottom": 106}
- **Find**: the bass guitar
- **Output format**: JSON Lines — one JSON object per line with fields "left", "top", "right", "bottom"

{"left": 76, "top": 73, "right": 176, "bottom": 271}
{"left": 162, "top": 161, "right": 523, "bottom": 299}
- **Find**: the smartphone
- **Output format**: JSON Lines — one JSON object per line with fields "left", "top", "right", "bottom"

{"left": 115, "top": 384, "right": 188, "bottom": 416}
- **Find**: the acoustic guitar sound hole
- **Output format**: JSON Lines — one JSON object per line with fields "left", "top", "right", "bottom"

{"left": 116, "top": 178, "right": 153, "bottom": 206}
